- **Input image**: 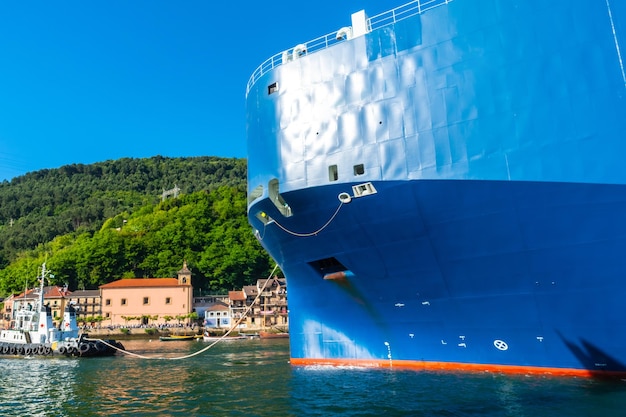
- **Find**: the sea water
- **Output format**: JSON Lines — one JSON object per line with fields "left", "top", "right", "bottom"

{"left": 1, "top": 338, "right": 626, "bottom": 416}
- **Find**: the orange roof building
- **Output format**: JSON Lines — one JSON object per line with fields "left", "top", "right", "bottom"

{"left": 99, "top": 262, "right": 193, "bottom": 326}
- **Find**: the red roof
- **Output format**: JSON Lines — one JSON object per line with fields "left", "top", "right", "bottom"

{"left": 45, "top": 286, "right": 71, "bottom": 297}
{"left": 100, "top": 278, "right": 183, "bottom": 289}
{"left": 15, "top": 286, "right": 70, "bottom": 299}
{"left": 229, "top": 290, "right": 246, "bottom": 301}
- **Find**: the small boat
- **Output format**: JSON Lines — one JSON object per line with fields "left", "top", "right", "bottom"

{"left": 202, "top": 331, "right": 247, "bottom": 342}
{"left": 159, "top": 334, "right": 198, "bottom": 341}
{"left": 259, "top": 331, "right": 289, "bottom": 339}
{"left": 202, "top": 335, "right": 247, "bottom": 342}
{"left": 0, "top": 262, "right": 124, "bottom": 357}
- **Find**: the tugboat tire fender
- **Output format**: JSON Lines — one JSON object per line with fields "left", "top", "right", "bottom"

{"left": 59, "top": 346, "right": 66, "bottom": 355}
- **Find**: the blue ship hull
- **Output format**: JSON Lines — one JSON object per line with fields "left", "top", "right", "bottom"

{"left": 245, "top": 0, "right": 626, "bottom": 376}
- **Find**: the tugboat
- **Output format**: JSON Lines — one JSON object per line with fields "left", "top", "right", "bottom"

{"left": 0, "top": 262, "right": 124, "bottom": 357}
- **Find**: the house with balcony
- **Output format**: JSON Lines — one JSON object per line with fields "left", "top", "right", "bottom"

{"left": 255, "top": 276, "right": 288, "bottom": 330}
{"left": 0, "top": 294, "right": 15, "bottom": 328}
{"left": 228, "top": 289, "right": 248, "bottom": 329}
{"left": 68, "top": 289, "right": 101, "bottom": 325}
{"left": 228, "top": 276, "right": 287, "bottom": 331}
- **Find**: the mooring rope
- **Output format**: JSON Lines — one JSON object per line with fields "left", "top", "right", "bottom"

{"left": 271, "top": 201, "right": 345, "bottom": 237}
{"left": 89, "top": 263, "right": 280, "bottom": 360}
{"left": 605, "top": 0, "right": 626, "bottom": 88}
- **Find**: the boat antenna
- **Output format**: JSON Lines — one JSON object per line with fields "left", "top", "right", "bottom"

{"left": 36, "top": 262, "right": 55, "bottom": 311}
{"left": 37, "top": 263, "right": 46, "bottom": 311}
{"left": 23, "top": 274, "right": 27, "bottom": 300}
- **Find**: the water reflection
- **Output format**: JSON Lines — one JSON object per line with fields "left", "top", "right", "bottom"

{"left": 54, "top": 338, "right": 291, "bottom": 416}
{"left": 2, "top": 340, "right": 626, "bottom": 416}
{"left": 0, "top": 357, "right": 80, "bottom": 416}
{"left": 288, "top": 366, "right": 626, "bottom": 417}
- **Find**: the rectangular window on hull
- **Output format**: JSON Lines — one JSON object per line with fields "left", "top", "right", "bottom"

{"left": 353, "top": 164, "right": 365, "bottom": 175}
{"left": 329, "top": 165, "right": 338, "bottom": 181}
{"left": 268, "top": 82, "right": 278, "bottom": 95}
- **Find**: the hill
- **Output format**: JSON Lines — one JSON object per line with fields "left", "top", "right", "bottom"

{"left": 0, "top": 156, "right": 275, "bottom": 296}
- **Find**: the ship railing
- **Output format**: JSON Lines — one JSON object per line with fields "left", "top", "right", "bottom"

{"left": 246, "top": 0, "right": 451, "bottom": 95}
{"left": 368, "top": 0, "right": 450, "bottom": 29}
{"left": 246, "top": 29, "right": 347, "bottom": 95}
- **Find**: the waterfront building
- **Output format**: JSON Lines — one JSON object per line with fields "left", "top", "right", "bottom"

{"left": 21, "top": 286, "right": 68, "bottom": 322}
{"left": 192, "top": 294, "right": 229, "bottom": 318}
{"left": 203, "top": 301, "right": 231, "bottom": 329}
{"left": 68, "top": 289, "right": 101, "bottom": 325}
{"left": 1, "top": 263, "right": 288, "bottom": 332}
{"left": 0, "top": 294, "right": 15, "bottom": 328}
{"left": 230, "top": 276, "right": 288, "bottom": 331}
{"left": 1, "top": 285, "right": 72, "bottom": 329}
{"left": 228, "top": 290, "right": 248, "bottom": 329}
{"left": 255, "top": 277, "right": 288, "bottom": 330}
{"left": 99, "top": 262, "right": 193, "bottom": 327}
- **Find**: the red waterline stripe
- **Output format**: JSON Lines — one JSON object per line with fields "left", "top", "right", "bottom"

{"left": 289, "top": 358, "right": 626, "bottom": 378}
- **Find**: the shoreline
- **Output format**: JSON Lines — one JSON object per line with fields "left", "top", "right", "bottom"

{"left": 83, "top": 327, "right": 288, "bottom": 340}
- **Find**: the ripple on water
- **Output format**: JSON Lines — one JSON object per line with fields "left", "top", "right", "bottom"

{"left": 2, "top": 340, "right": 626, "bottom": 416}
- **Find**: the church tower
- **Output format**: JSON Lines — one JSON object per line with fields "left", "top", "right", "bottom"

{"left": 177, "top": 261, "right": 191, "bottom": 285}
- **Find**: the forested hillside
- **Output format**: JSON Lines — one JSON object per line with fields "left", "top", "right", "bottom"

{"left": 0, "top": 156, "right": 275, "bottom": 296}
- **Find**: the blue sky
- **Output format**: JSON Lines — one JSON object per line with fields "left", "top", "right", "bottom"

{"left": 0, "top": 0, "right": 384, "bottom": 182}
